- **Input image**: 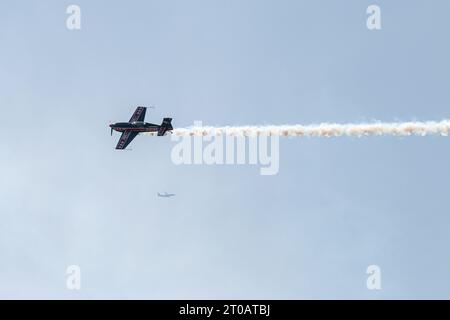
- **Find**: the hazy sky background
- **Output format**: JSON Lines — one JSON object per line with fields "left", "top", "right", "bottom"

{"left": 1, "top": 0, "right": 450, "bottom": 299}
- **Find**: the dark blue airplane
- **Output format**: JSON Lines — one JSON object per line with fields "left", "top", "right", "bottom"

{"left": 110, "top": 106, "right": 173, "bottom": 149}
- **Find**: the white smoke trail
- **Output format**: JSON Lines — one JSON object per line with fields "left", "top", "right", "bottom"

{"left": 162, "top": 120, "right": 450, "bottom": 137}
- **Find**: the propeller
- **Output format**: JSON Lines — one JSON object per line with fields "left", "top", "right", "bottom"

{"left": 109, "top": 120, "right": 114, "bottom": 136}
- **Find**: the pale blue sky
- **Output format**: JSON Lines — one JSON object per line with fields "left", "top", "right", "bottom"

{"left": 1, "top": 0, "right": 450, "bottom": 299}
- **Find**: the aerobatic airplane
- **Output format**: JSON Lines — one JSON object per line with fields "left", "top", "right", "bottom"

{"left": 110, "top": 106, "right": 173, "bottom": 150}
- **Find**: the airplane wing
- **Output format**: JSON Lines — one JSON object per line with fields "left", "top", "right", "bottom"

{"left": 116, "top": 131, "right": 139, "bottom": 150}
{"left": 129, "top": 106, "right": 146, "bottom": 122}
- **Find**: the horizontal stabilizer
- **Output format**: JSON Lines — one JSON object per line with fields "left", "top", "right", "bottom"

{"left": 158, "top": 118, "right": 173, "bottom": 136}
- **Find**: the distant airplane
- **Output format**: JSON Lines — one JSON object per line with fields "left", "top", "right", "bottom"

{"left": 158, "top": 192, "right": 176, "bottom": 198}
{"left": 110, "top": 106, "right": 173, "bottom": 150}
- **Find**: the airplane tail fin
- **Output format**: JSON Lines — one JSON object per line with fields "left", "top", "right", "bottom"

{"left": 158, "top": 118, "right": 173, "bottom": 136}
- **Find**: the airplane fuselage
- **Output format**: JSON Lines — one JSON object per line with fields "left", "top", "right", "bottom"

{"left": 110, "top": 121, "right": 160, "bottom": 133}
